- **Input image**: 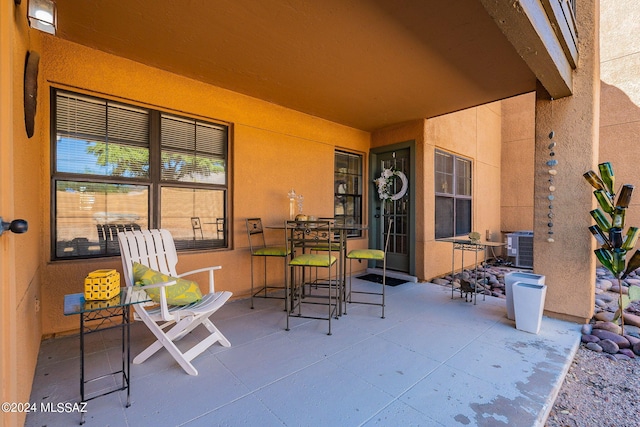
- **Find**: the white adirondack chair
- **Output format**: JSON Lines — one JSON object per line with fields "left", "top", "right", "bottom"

{"left": 118, "top": 229, "right": 232, "bottom": 376}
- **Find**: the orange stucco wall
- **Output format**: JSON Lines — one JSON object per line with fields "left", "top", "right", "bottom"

{"left": 1, "top": 2, "right": 45, "bottom": 426}
{"left": 38, "top": 36, "right": 371, "bottom": 336}
{"left": 532, "top": 0, "right": 600, "bottom": 323}
{"left": 501, "top": 92, "right": 536, "bottom": 234}
{"left": 600, "top": 0, "right": 640, "bottom": 230}
{"left": 426, "top": 102, "right": 503, "bottom": 280}
{"left": 371, "top": 101, "right": 502, "bottom": 281}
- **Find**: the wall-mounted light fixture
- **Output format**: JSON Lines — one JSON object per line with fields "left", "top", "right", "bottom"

{"left": 28, "top": 0, "right": 56, "bottom": 35}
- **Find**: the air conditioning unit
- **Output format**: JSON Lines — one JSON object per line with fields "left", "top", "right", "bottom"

{"left": 506, "top": 231, "right": 534, "bottom": 268}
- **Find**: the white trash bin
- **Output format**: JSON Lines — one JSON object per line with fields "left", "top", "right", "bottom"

{"left": 504, "top": 272, "right": 546, "bottom": 320}
{"left": 512, "top": 282, "right": 547, "bottom": 334}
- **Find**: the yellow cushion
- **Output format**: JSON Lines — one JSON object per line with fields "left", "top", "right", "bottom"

{"left": 289, "top": 253, "right": 336, "bottom": 267}
{"left": 253, "top": 246, "right": 290, "bottom": 256}
{"left": 132, "top": 262, "right": 203, "bottom": 306}
{"left": 310, "top": 243, "right": 341, "bottom": 251}
{"left": 347, "top": 249, "right": 385, "bottom": 261}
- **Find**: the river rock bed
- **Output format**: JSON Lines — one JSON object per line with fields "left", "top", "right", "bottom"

{"left": 582, "top": 267, "right": 640, "bottom": 359}
{"left": 431, "top": 265, "right": 511, "bottom": 299}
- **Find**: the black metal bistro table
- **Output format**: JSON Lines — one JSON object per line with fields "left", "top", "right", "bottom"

{"left": 63, "top": 287, "right": 150, "bottom": 424}
{"left": 267, "top": 221, "right": 367, "bottom": 317}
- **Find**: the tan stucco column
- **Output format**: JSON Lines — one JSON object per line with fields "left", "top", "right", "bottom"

{"left": 533, "top": 1, "right": 599, "bottom": 323}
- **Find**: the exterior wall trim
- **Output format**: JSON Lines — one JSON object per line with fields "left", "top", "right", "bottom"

{"left": 481, "top": 0, "right": 574, "bottom": 98}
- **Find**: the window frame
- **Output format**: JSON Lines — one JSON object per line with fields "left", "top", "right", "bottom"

{"left": 50, "top": 88, "right": 231, "bottom": 260}
{"left": 334, "top": 150, "right": 363, "bottom": 238}
{"left": 434, "top": 149, "right": 472, "bottom": 239}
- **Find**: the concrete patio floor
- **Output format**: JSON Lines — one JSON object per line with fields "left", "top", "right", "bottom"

{"left": 27, "top": 277, "right": 581, "bottom": 426}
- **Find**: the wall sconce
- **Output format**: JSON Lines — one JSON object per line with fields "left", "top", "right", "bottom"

{"left": 28, "top": 0, "right": 56, "bottom": 35}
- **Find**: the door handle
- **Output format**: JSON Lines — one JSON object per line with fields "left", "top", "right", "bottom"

{"left": 0, "top": 217, "right": 28, "bottom": 236}
{"left": 374, "top": 214, "right": 380, "bottom": 218}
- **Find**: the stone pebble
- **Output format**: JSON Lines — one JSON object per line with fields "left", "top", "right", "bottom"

{"left": 595, "top": 299, "right": 608, "bottom": 309}
{"left": 581, "top": 334, "right": 600, "bottom": 343}
{"left": 599, "top": 339, "right": 620, "bottom": 354}
{"left": 618, "top": 348, "right": 636, "bottom": 359}
{"left": 613, "top": 353, "right": 633, "bottom": 361}
{"left": 586, "top": 342, "right": 603, "bottom": 352}
{"left": 592, "top": 321, "right": 621, "bottom": 334}
{"left": 623, "top": 311, "right": 640, "bottom": 327}
{"left": 610, "top": 283, "right": 629, "bottom": 294}
{"left": 625, "top": 334, "right": 640, "bottom": 346}
{"left": 596, "top": 279, "right": 613, "bottom": 291}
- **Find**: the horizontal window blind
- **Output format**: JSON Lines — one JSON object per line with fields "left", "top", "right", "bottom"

{"left": 55, "top": 91, "right": 150, "bottom": 178}
{"left": 160, "top": 114, "right": 227, "bottom": 183}
{"left": 56, "top": 93, "right": 107, "bottom": 142}
{"left": 57, "top": 92, "right": 149, "bottom": 145}
{"left": 161, "top": 114, "right": 226, "bottom": 156}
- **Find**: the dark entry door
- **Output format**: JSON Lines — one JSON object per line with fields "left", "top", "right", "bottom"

{"left": 371, "top": 148, "right": 411, "bottom": 273}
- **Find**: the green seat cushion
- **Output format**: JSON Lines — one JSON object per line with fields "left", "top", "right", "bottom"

{"left": 310, "top": 243, "right": 341, "bottom": 251}
{"left": 132, "top": 262, "right": 203, "bottom": 306}
{"left": 253, "top": 246, "right": 290, "bottom": 256}
{"left": 347, "top": 249, "right": 385, "bottom": 261}
{"left": 289, "top": 253, "right": 337, "bottom": 267}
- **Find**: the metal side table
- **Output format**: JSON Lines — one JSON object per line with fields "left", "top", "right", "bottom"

{"left": 63, "top": 287, "right": 149, "bottom": 424}
{"left": 438, "top": 238, "right": 506, "bottom": 304}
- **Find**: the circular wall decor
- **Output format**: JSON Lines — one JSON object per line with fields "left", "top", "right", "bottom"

{"left": 375, "top": 168, "right": 408, "bottom": 201}
{"left": 24, "top": 50, "right": 40, "bottom": 138}
{"left": 390, "top": 171, "right": 409, "bottom": 200}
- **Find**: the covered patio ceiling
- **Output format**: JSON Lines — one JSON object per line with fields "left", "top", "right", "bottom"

{"left": 55, "top": 0, "right": 537, "bottom": 131}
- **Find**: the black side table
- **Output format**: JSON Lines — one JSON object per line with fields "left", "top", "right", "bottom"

{"left": 63, "top": 287, "right": 149, "bottom": 425}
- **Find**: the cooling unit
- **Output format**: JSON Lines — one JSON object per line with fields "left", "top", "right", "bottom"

{"left": 506, "top": 231, "right": 534, "bottom": 268}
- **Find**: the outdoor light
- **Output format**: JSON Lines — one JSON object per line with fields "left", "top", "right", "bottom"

{"left": 28, "top": 0, "right": 56, "bottom": 35}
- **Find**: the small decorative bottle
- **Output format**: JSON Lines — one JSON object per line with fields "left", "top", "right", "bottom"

{"left": 288, "top": 189, "right": 296, "bottom": 220}
{"left": 621, "top": 227, "right": 640, "bottom": 251}
{"left": 583, "top": 170, "right": 607, "bottom": 192}
{"left": 297, "top": 194, "right": 304, "bottom": 215}
{"left": 612, "top": 206, "right": 626, "bottom": 229}
{"left": 616, "top": 184, "right": 634, "bottom": 208}
{"left": 590, "top": 209, "right": 611, "bottom": 232}
{"left": 594, "top": 190, "right": 614, "bottom": 214}
{"left": 589, "top": 225, "right": 611, "bottom": 250}
{"left": 622, "top": 249, "right": 640, "bottom": 278}
{"left": 598, "top": 162, "right": 615, "bottom": 195}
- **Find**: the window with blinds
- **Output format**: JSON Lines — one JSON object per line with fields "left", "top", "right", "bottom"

{"left": 334, "top": 150, "right": 363, "bottom": 237}
{"left": 55, "top": 92, "right": 150, "bottom": 177}
{"left": 434, "top": 149, "right": 472, "bottom": 239}
{"left": 52, "top": 89, "right": 230, "bottom": 260}
{"left": 160, "top": 114, "right": 227, "bottom": 184}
